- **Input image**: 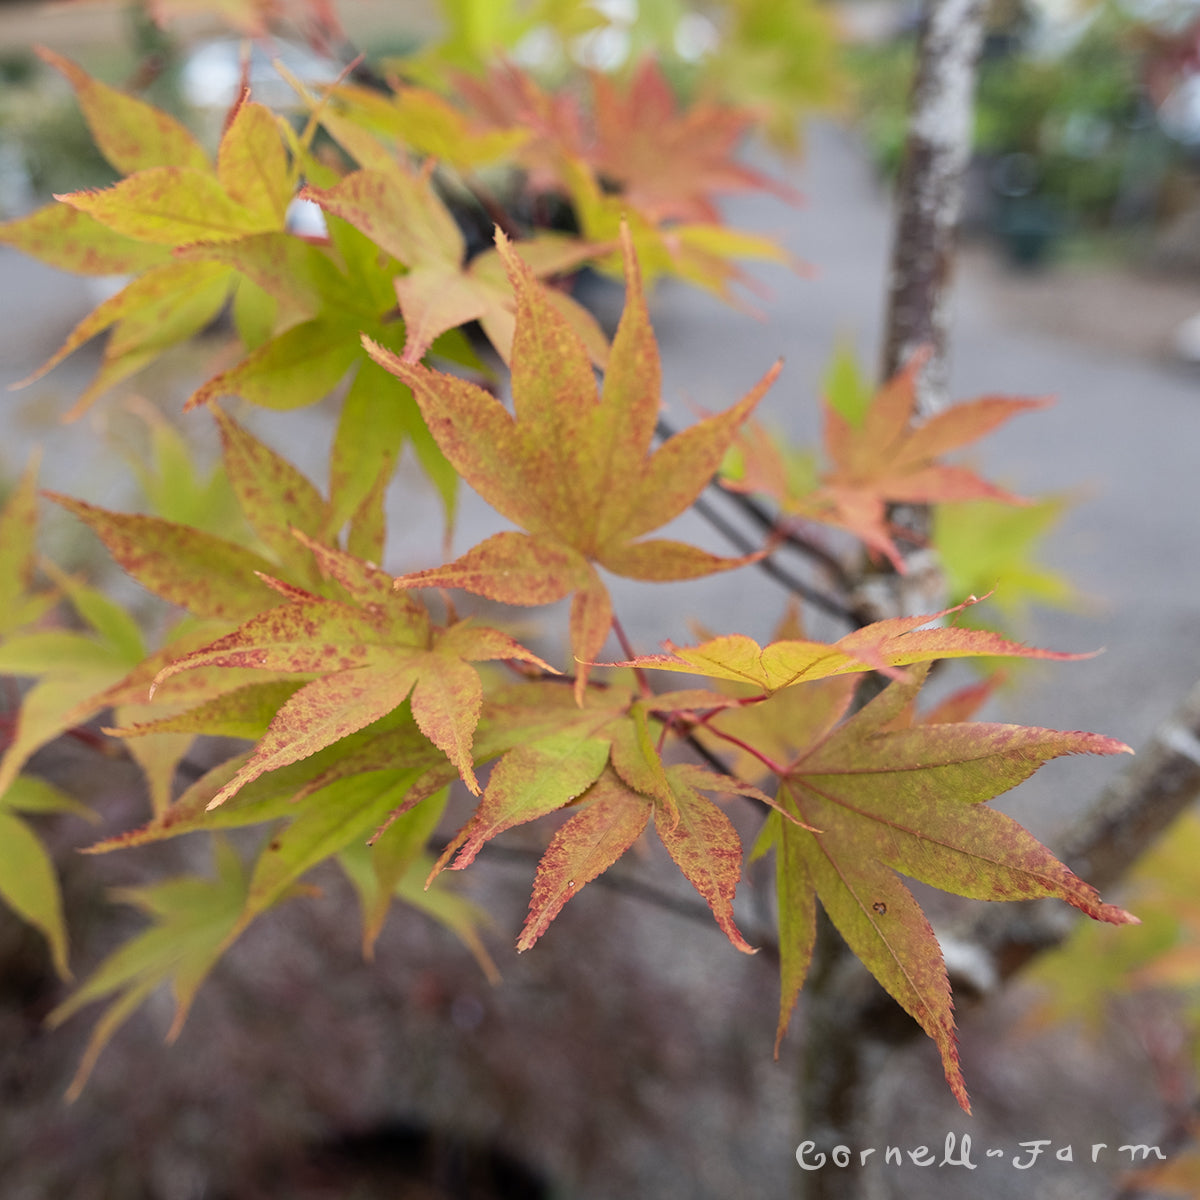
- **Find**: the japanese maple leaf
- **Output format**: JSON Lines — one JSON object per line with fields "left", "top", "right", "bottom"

{"left": 724, "top": 353, "right": 1050, "bottom": 569}
{"left": 622, "top": 597, "right": 1095, "bottom": 694}
{"left": 300, "top": 167, "right": 606, "bottom": 366}
{"left": 452, "top": 60, "right": 589, "bottom": 193}
{"left": 588, "top": 57, "right": 802, "bottom": 225}
{"left": 318, "top": 80, "right": 530, "bottom": 172}
{"left": 761, "top": 668, "right": 1134, "bottom": 1113}
{"left": 149, "top": 539, "right": 552, "bottom": 807}
{"left": 419, "top": 683, "right": 780, "bottom": 953}
{"left": 366, "top": 223, "right": 780, "bottom": 693}
{"left": 7, "top": 66, "right": 293, "bottom": 418}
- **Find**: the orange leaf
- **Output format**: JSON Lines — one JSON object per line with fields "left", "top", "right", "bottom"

{"left": 370, "top": 223, "right": 778, "bottom": 674}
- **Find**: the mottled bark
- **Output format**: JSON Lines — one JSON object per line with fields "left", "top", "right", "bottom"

{"left": 880, "top": 0, "right": 988, "bottom": 415}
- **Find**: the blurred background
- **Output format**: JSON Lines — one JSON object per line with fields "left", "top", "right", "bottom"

{"left": 2, "top": 0, "right": 1200, "bottom": 1196}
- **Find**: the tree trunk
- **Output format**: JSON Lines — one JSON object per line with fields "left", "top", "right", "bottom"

{"left": 797, "top": 2, "right": 986, "bottom": 1195}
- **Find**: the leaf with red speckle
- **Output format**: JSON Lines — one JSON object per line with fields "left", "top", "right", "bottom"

{"left": 368, "top": 223, "right": 778, "bottom": 685}
{"left": 217, "top": 95, "right": 293, "bottom": 228}
{"left": 724, "top": 351, "right": 1050, "bottom": 569}
{"left": 6, "top": 66, "right": 298, "bottom": 414}
{"left": 0, "top": 456, "right": 55, "bottom": 638}
{"left": 655, "top": 763, "right": 755, "bottom": 953}
{"left": 47, "top": 493, "right": 279, "bottom": 623}
{"left": 589, "top": 57, "right": 802, "bottom": 225}
{"left": 759, "top": 667, "right": 1135, "bottom": 1112}
{"left": 0, "top": 204, "right": 171, "bottom": 275}
{"left": 35, "top": 46, "right": 210, "bottom": 176}
{"left": 211, "top": 408, "right": 330, "bottom": 587}
{"left": 150, "top": 586, "right": 554, "bottom": 807}
{"left": 517, "top": 771, "right": 652, "bottom": 951}
{"left": 58, "top": 168, "right": 278, "bottom": 245}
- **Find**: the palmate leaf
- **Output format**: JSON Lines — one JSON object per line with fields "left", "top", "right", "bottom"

{"left": 0, "top": 776, "right": 95, "bottom": 980}
{"left": 755, "top": 668, "right": 1135, "bottom": 1112}
{"left": 368, "top": 223, "right": 780, "bottom": 692}
{"left": 0, "top": 565, "right": 151, "bottom": 799}
{"left": 934, "top": 495, "right": 1078, "bottom": 619}
{"left": 622, "top": 597, "right": 1095, "bottom": 693}
{"left": 149, "top": 566, "right": 553, "bottom": 807}
{"left": 0, "top": 455, "right": 56, "bottom": 638}
{"left": 48, "top": 838, "right": 248, "bottom": 1100}
{"left": 319, "top": 81, "right": 530, "bottom": 170}
{"left": 6, "top": 70, "right": 295, "bottom": 417}
{"left": 589, "top": 57, "right": 803, "bottom": 225}
{"left": 451, "top": 61, "right": 589, "bottom": 193}
{"left": 300, "top": 167, "right": 607, "bottom": 367}
{"left": 425, "top": 683, "right": 782, "bottom": 954}
{"left": 723, "top": 351, "right": 1050, "bottom": 568}
{"left": 701, "top": 0, "right": 844, "bottom": 150}
{"left": 561, "top": 157, "right": 799, "bottom": 306}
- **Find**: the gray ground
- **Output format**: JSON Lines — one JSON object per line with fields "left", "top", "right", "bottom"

{"left": 2, "top": 112, "right": 1199, "bottom": 1199}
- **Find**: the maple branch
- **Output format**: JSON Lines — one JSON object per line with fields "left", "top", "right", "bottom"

{"left": 686, "top": 492, "right": 858, "bottom": 625}
{"left": 736, "top": 496, "right": 856, "bottom": 593}
{"left": 611, "top": 614, "right": 651, "bottom": 698}
{"left": 656, "top": 417, "right": 861, "bottom": 621}
{"left": 692, "top": 718, "right": 789, "bottom": 779}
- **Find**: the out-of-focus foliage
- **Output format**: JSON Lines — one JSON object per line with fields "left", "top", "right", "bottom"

{"left": 847, "top": 2, "right": 1188, "bottom": 250}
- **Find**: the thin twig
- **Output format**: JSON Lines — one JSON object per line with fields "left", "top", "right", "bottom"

{"left": 656, "top": 417, "right": 858, "bottom": 597}
{"left": 611, "top": 614, "right": 651, "bottom": 699}
{"left": 688, "top": 493, "right": 858, "bottom": 624}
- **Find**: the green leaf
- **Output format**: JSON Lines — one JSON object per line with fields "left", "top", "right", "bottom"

{"left": 14, "top": 260, "right": 232, "bottom": 393}
{"left": 822, "top": 342, "right": 873, "bottom": 428}
{"left": 934, "top": 496, "right": 1078, "bottom": 618}
{"left": 0, "top": 804, "right": 71, "bottom": 977}
{"left": 327, "top": 359, "right": 409, "bottom": 538}
{"left": 110, "top": 679, "right": 308, "bottom": 741}
{"left": 0, "top": 456, "right": 43, "bottom": 638}
{"left": 36, "top": 46, "right": 210, "bottom": 176}
{"left": 58, "top": 167, "right": 275, "bottom": 245}
{"left": 1, "top": 775, "right": 94, "bottom": 820}
{"left": 0, "top": 203, "right": 171, "bottom": 275}
{"left": 185, "top": 317, "right": 362, "bottom": 412}
{"left": 175, "top": 231, "right": 352, "bottom": 327}
{"left": 49, "top": 839, "right": 248, "bottom": 1099}
{"left": 212, "top": 408, "right": 330, "bottom": 584}
{"left": 341, "top": 786, "right": 450, "bottom": 956}
{"left": 48, "top": 493, "right": 279, "bottom": 622}
{"left": 44, "top": 563, "right": 146, "bottom": 664}
{"left": 121, "top": 407, "right": 243, "bottom": 535}
{"left": 233, "top": 768, "right": 422, "bottom": 939}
